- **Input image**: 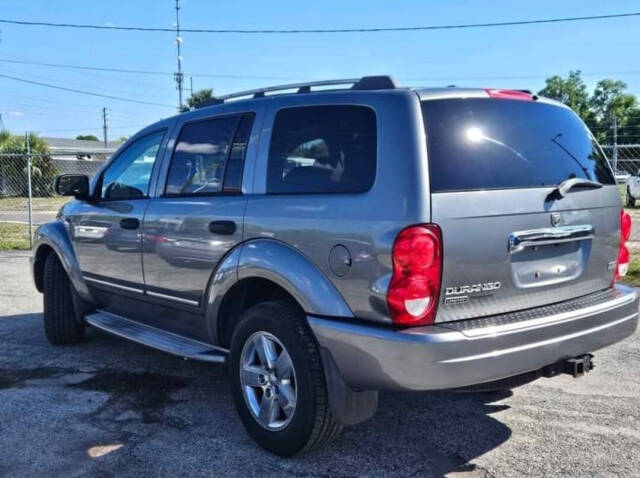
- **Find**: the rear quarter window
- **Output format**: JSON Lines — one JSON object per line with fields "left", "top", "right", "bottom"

{"left": 422, "top": 98, "right": 615, "bottom": 192}
{"left": 267, "top": 105, "right": 377, "bottom": 194}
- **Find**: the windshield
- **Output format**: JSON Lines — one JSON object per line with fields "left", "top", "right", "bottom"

{"left": 421, "top": 98, "right": 615, "bottom": 192}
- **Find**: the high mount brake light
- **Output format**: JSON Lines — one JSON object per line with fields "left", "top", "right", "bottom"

{"left": 387, "top": 224, "right": 442, "bottom": 326}
{"left": 615, "top": 209, "right": 632, "bottom": 281}
{"left": 485, "top": 89, "right": 534, "bottom": 101}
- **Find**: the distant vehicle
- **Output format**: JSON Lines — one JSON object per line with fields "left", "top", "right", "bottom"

{"left": 626, "top": 170, "right": 640, "bottom": 207}
{"left": 32, "top": 76, "right": 638, "bottom": 456}
{"left": 616, "top": 172, "right": 631, "bottom": 184}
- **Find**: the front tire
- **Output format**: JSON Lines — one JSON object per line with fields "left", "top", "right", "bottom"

{"left": 627, "top": 188, "right": 635, "bottom": 207}
{"left": 43, "top": 253, "right": 85, "bottom": 345}
{"left": 229, "top": 300, "right": 341, "bottom": 456}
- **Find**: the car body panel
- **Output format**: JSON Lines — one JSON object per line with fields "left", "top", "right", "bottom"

{"left": 244, "top": 89, "right": 429, "bottom": 323}
{"left": 432, "top": 186, "right": 621, "bottom": 322}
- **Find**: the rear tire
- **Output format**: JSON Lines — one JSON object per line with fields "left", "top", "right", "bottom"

{"left": 229, "top": 300, "right": 342, "bottom": 456}
{"left": 43, "top": 253, "right": 85, "bottom": 345}
{"left": 627, "top": 188, "right": 635, "bottom": 208}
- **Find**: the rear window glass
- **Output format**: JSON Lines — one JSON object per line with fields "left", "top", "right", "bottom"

{"left": 267, "top": 105, "right": 376, "bottom": 194}
{"left": 421, "top": 99, "right": 614, "bottom": 192}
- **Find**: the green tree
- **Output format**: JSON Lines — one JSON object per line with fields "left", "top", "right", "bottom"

{"left": 589, "top": 79, "right": 639, "bottom": 143}
{"left": 538, "top": 70, "right": 593, "bottom": 123}
{"left": 76, "top": 134, "right": 100, "bottom": 141}
{"left": 180, "top": 88, "right": 214, "bottom": 112}
{"left": 538, "top": 72, "right": 640, "bottom": 144}
{"left": 0, "top": 132, "right": 58, "bottom": 197}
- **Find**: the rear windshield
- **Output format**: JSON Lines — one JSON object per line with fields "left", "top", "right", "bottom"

{"left": 421, "top": 98, "right": 615, "bottom": 192}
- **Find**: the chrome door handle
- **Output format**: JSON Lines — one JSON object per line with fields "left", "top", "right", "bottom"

{"left": 508, "top": 224, "right": 594, "bottom": 254}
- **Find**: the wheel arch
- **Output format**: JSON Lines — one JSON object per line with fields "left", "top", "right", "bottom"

{"left": 205, "top": 239, "right": 353, "bottom": 347}
{"left": 32, "top": 221, "right": 92, "bottom": 301}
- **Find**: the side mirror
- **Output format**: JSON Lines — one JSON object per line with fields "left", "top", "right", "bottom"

{"left": 54, "top": 174, "right": 90, "bottom": 199}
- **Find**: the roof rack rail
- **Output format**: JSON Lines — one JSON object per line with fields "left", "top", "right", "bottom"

{"left": 195, "top": 75, "right": 398, "bottom": 108}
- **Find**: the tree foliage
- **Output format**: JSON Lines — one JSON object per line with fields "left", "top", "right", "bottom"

{"left": 538, "top": 71, "right": 640, "bottom": 144}
{"left": 76, "top": 134, "right": 100, "bottom": 141}
{"left": 180, "top": 88, "right": 214, "bottom": 112}
{"left": 0, "top": 132, "right": 58, "bottom": 197}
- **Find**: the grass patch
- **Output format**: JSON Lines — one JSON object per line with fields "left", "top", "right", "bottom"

{"left": 0, "top": 223, "right": 31, "bottom": 250}
{"left": 621, "top": 258, "right": 640, "bottom": 287}
{"left": 0, "top": 196, "right": 69, "bottom": 211}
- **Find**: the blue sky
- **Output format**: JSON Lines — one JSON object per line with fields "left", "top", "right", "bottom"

{"left": 1, "top": 0, "right": 639, "bottom": 139}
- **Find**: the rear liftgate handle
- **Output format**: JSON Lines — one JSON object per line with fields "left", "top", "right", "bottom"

{"left": 508, "top": 224, "right": 595, "bottom": 254}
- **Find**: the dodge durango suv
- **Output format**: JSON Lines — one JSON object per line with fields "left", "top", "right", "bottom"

{"left": 31, "top": 76, "right": 639, "bottom": 456}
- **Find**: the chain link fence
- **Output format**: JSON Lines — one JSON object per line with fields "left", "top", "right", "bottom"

{"left": 601, "top": 144, "right": 640, "bottom": 177}
{"left": 0, "top": 147, "right": 110, "bottom": 249}
{"left": 1, "top": 142, "right": 638, "bottom": 250}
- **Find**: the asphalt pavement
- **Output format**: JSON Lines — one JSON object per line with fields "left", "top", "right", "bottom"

{"left": 0, "top": 250, "right": 639, "bottom": 477}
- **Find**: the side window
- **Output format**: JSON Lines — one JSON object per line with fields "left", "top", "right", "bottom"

{"left": 101, "top": 130, "right": 165, "bottom": 200}
{"left": 165, "top": 114, "right": 254, "bottom": 196}
{"left": 267, "top": 105, "right": 377, "bottom": 194}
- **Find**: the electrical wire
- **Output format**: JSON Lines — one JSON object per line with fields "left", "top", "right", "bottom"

{"left": 0, "top": 12, "right": 638, "bottom": 34}
{"left": 0, "top": 73, "right": 175, "bottom": 108}
{"left": 0, "top": 58, "right": 299, "bottom": 80}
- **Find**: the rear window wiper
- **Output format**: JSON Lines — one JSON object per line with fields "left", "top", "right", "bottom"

{"left": 551, "top": 177, "right": 602, "bottom": 199}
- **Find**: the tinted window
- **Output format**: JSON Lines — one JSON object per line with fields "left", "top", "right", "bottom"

{"left": 223, "top": 114, "right": 254, "bottom": 193}
{"left": 165, "top": 116, "right": 239, "bottom": 196}
{"left": 101, "top": 130, "right": 164, "bottom": 200}
{"left": 421, "top": 99, "right": 615, "bottom": 192}
{"left": 267, "top": 105, "right": 376, "bottom": 194}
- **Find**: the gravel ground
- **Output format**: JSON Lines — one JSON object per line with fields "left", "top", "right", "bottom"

{"left": 1, "top": 250, "right": 639, "bottom": 478}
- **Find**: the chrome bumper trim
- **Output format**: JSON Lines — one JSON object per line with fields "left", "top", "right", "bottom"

{"left": 440, "top": 312, "right": 637, "bottom": 364}
{"left": 309, "top": 285, "right": 639, "bottom": 391}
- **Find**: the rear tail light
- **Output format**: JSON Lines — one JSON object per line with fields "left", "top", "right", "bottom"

{"left": 387, "top": 224, "right": 442, "bottom": 326}
{"left": 485, "top": 89, "right": 534, "bottom": 101}
{"left": 615, "top": 209, "right": 632, "bottom": 281}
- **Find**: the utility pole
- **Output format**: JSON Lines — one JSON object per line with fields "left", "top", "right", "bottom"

{"left": 0, "top": 113, "right": 5, "bottom": 131}
{"left": 25, "top": 132, "right": 33, "bottom": 248}
{"left": 612, "top": 115, "right": 618, "bottom": 176}
{"left": 102, "top": 107, "right": 108, "bottom": 148}
{"left": 174, "top": 0, "right": 184, "bottom": 111}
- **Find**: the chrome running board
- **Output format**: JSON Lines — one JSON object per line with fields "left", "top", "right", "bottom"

{"left": 86, "top": 311, "right": 227, "bottom": 363}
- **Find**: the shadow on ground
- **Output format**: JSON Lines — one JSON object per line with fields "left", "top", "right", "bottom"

{"left": 0, "top": 313, "right": 512, "bottom": 477}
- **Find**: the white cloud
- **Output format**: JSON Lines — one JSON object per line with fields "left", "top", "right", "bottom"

{"left": 8, "top": 111, "right": 23, "bottom": 117}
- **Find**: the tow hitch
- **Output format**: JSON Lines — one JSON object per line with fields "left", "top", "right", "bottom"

{"left": 542, "top": 354, "right": 595, "bottom": 378}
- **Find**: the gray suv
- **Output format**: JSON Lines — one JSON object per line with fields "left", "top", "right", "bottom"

{"left": 31, "top": 76, "right": 639, "bottom": 456}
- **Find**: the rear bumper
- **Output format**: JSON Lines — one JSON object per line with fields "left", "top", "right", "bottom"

{"left": 308, "top": 285, "right": 639, "bottom": 391}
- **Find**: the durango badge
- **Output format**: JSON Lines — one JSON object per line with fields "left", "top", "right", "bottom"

{"left": 443, "top": 281, "right": 501, "bottom": 305}
{"left": 445, "top": 282, "right": 502, "bottom": 296}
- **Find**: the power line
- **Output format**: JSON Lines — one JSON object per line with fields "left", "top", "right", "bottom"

{"left": 1, "top": 65, "right": 170, "bottom": 100}
{"left": 4, "top": 58, "right": 640, "bottom": 84}
{"left": 0, "top": 12, "right": 638, "bottom": 34}
{"left": 0, "top": 58, "right": 299, "bottom": 80}
{"left": 0, "top": 73, "right": 175, "bottom": 108}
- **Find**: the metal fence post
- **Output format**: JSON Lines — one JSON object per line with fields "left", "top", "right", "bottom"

{"left": 25, "top": 132, "right": 33, "bottom": 249}
{"left": 612, "top": 116, "right": 618, "bottom": 176}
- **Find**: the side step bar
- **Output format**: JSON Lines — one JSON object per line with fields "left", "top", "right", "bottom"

{"left": 85, "top": 311, "right": 227, "bottom": 363}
